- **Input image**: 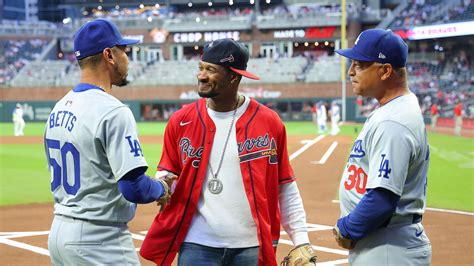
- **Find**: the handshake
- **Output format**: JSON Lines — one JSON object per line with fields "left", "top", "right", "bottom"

{"left": 153, "top": 171, "right": 178, "bottom": 211}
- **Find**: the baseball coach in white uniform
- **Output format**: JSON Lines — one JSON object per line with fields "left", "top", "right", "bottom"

{"left": 332, "top": 29, "right": 432, "bottom": 265}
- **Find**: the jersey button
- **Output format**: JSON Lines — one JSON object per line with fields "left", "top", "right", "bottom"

{"left": 210, "top": 128, "right": 215, "bottom": 132}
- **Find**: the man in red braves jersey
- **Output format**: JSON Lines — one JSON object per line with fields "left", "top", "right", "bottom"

{"left": 140, "top": 38, "right": 315, "bottom": 265}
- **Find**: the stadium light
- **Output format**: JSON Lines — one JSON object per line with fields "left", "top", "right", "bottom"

{"left": 250, "top": 0, "right": 255, "bottom": 5}
{"left": 229, "top": 1, "right": 234, "bottom": 6}
{"left": 62, "top": 17, "right": 71, "bottom": 24}
{"left": 196, "top": 17, "right": 201, "bottom": 23}
{"left": 115, "top": 5, "right": 120, "bottom": 10}
{"left": 188, "top": 2, "right": 193, "bottom": 7}
{"left": 98, "top": 5, "right": 102, "bottom": 10}
{"left": 140, "top": 4, "right": 145, "bottom": 9}
{"left": 266, "top": 0, "right": 271, "bottom": 3}
{"left": 194, "top": 46, "right": 199, "bottom": 50}
{"left": 147, "top": 17, "right": 153, "bottom": 22}
{"left": 314, "top": 42, "right": 319, "bottom": 46}
{"left": 208, "top": 1, "right": 213, "bottom": 6}
{"left": 155, "top": 4, "right": 160, "bottom": 8}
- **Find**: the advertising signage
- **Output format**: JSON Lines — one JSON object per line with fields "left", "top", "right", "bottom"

{"left": 274, "top": 26, "right": 337, "bottom": 40}
{"left": 173, "top": 31, "right": 240, "bottom": 43}
{"left": 393, "top": 21, "right": 474, "bottom": 40}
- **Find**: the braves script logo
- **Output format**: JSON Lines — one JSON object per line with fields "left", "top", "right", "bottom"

{"left": 220, "top": 54, "right": 234, "bottom": 63}
{"left": 238, "top": 134, "right": 278, "bottom": 164}
{"left": 179, "top": 138, "right": 203, "bottom": 168}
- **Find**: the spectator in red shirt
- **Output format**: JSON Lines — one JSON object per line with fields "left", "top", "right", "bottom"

{"left": 430, "top": 103, "right": 439, "bottom": 132}
{"left": 454, "top": 101, "right": 463, "bottom": 136}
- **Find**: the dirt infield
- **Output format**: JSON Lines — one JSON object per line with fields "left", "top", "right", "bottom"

{"left": 0, "top": 134, "right": 472, "bottom": 265}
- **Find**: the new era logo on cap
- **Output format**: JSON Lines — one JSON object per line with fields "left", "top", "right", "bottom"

{"left": 336, "top": 29, "right": 408, "bottom": 68}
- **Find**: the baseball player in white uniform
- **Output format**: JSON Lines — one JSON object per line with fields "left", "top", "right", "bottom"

{"left": 317, "top": 101, "right": 328, "bottom": 134}
{"left": 44, "top": 19, "right": 173, "bottom": 265}
{"left": 12, "top": 103, "right": 25, "bottom": 136}
{"left": 330, "top": 101, "right": 341, "bottom": 136}
{"left": 333, "top": 29, "right": 432, "bottom": 265}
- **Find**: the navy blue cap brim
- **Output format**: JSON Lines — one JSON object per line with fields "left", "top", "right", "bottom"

{"left": 117, "top": 38, "right": 140, "bottom": 46}
{"left": 336, "top": 48, "right": 373, "bottom": 62}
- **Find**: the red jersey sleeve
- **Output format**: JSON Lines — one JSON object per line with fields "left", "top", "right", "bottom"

{"left": 276, "top": 114, "right": 295, "bottom": 184}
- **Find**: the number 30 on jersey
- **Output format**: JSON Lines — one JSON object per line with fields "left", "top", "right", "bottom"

{"left": 344, "top": 164, "right": 368, "bottom": 194}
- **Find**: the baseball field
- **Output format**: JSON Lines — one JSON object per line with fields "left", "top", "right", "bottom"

{"left": 0, "top": 121, "right": 473, "bottom": 265}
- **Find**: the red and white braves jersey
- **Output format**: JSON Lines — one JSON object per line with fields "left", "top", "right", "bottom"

{"left": 140, "top": 98, "right": 295, "bottom": 266}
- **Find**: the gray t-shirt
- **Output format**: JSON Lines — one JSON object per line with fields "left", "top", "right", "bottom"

{"left": 339, "top": 93, "right": 429, "bottom": 217}
{"left": 44, "top": 88, "right": 148, "bottom": 223}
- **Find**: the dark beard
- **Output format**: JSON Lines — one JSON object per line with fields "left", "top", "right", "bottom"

{"left": 113, "top": 63, "right": 129, "bottom": 87}
{"left": 198, "top": 91, "right": 219, "bottom": 98}
{"left": 115, "top": 77, "right": 129, "bottom": 87}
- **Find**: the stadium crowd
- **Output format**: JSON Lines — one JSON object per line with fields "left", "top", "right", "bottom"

{"left": 390, "top": 0, "right": 473, "bottom": 29}
{"left": 0, "top": 39, "right": 48, "bottom": 85}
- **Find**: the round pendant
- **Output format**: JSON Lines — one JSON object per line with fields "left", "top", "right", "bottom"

{"left": 208, "top": 179, "right": 223, "bottom": 194}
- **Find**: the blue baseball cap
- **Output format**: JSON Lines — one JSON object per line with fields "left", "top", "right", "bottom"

{"left": 73, "top": 19, "right": 140, "bottom": 60}
{"left": 202, "top": 38, "right": 260, "bottom": 80}
{"left": 336, "top": 29, "right": 408, "bottom": 68}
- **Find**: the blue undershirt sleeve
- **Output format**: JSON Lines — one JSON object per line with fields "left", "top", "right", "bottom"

{"left": 337, "top": 187, "right": 400, "bottom": 241}
{"left": 118, "top": 167, "right": 165, "bottom": 204}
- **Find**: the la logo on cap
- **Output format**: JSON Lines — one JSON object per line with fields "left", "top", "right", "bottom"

{"left": 355, "top": 34, "right": 361, "bottom": 45}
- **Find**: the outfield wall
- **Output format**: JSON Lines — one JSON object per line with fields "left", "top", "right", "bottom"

{"left": 0, "top": 98, "right": 360, "bottom": 123}
{"left": 1, "top": 82, "right": 362, "bottom": 122}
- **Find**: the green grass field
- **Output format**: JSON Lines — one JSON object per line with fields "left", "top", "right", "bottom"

{"left": 0, "top": 122, "right": 472, "bottom": 212}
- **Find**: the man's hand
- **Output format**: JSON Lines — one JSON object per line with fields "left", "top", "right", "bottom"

{"left": 280, "top": 243, "right": 317, "bottom": 266}
{"left": 333, "top": 225, "right": 355, "bottom": 250}
{"left": 154, "top": 173, "right": 177, "bottom": 211}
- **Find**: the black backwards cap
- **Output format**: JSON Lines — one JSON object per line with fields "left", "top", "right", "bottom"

{"left": 201, "top": 38, "right": 260, "bottom": 80}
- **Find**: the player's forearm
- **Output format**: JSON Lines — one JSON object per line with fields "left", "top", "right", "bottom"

{"left": 118, "top": 170, "right": 165, "bottom": 204}
{"left": 279, "top": 181, "right": 310, "bottom": 246}
{"left": 337, "top": 188, "right": 400, "bottom": 241}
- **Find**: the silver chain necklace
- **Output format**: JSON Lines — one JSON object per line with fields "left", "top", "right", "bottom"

{"left": 207, "top": 96, "right": 241, "bottom": 194}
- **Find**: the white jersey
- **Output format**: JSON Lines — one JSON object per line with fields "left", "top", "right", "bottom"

{"left": 44, "top": 85, "right": 148, "bottom": 223}
{"left": 331, "top": 105, "right": 340, "bottom": 119}
{"left": 339, "top": 93, "right": 429, "bottom": 218}
{"left": 13, "top": 107, "right": 24, "bottom": 122}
